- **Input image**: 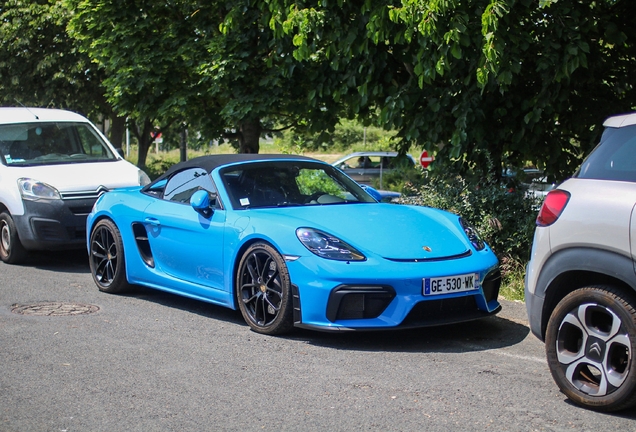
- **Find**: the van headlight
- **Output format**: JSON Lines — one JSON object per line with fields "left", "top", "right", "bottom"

{"left": 138, "top": 169, "right": 151, "bottom": 186}
{"left": 18, "top": 178, "right": 61, "bottom": 201}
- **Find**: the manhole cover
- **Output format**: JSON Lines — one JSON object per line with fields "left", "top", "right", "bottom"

{"left": 11, "top": 302, "right": 99, "bottom": 316}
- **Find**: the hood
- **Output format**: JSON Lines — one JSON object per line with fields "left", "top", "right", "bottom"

{"left": 7, "top": 160, "right": 141, "bottom": 193}
{"left": 252, "top": 203, "right": 471, "bottom": 260}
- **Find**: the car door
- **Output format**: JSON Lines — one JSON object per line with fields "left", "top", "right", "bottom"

{"left": 143, "top": 167, "right": 227, "bottom": 294}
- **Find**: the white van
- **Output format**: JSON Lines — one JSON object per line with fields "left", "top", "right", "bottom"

{"left": 0, "top": 107, "right": 150, "bottom": 264}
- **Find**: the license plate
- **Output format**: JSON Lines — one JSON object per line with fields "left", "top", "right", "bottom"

{"left": 423, "top": 273, "right": 479, "bottom": 296}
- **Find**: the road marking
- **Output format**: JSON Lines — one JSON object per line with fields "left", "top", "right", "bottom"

{"left": 492, "top": 351, "right": 546, "bottom": 364}
{"left": 459, "top": 343, "right": 546, "bottom": 364}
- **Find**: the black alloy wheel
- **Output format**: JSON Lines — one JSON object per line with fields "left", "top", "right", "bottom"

{"left": 545, "top": 285, "right": 636, "bottom": 412}
{"left": 89, "top": 219, "right": 131, "bottom": 293}
{"left": 236, "top": 242, "right": 293, "bottom": 335}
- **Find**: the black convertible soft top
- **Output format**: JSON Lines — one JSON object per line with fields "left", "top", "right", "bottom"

{"left": 150, "top": 153, "right": 320, "bottom": 185}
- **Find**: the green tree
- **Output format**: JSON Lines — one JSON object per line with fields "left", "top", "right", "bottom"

{"left": 0, "top": 0, "right": 126, "bottom": 147}
{"left": 65, "top": 0, "right": 352, "bottom": 165}
{"left": 273, "top": 0, "right": 635, "bottom": 181}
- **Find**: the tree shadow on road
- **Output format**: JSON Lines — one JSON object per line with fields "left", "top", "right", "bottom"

{"left": 23, "top": 251, "right": 531, "bottom": 355}
{"left": 14, "top": 249, "right": 90, "bottom": 274}
{"left": 121, "top": 286, "right": 529, "bottom": 354}
{"left": 288, "top": 314, "right": 530, "bottom": 354}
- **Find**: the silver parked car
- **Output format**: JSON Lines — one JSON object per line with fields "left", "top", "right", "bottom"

{"left": 332, "top": 151, "right": 416, "bottom": 187}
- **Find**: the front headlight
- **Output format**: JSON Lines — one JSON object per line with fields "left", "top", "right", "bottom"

{"left": 459, "top": 217, "right": 485, "bottom": 251}
{"left": 18, "top": 178, "right": 61, "bottom": 201}
{"left": 138, "top": 169, "right": 151, "bottom": 186}
{"left": 296, "top": 228, "right": 366, "bottom": 261}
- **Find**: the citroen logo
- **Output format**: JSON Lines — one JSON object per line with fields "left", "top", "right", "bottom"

{"left": 588, "top": 342, "right": 602, "bottom": 358}
{"left": 96, "top": 186, "right": 110, "bottom": 197}
{"left": 423, "top": 246, "right": 432, "bottom": 252}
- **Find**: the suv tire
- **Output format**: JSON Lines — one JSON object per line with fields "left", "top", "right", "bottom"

{"left": 545, "top": 286, "right": 636, "bottom": 412}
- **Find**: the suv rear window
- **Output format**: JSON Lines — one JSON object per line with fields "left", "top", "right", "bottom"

{"left": 576, "top": 124, "right": 636, "bottom": 182}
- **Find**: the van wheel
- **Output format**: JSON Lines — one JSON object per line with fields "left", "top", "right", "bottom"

{"left": 0, "top": 212, "right": 27, "bottom": 264}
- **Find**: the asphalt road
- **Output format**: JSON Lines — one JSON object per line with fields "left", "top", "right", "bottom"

{"left": 2, "top": 250, "right": 636, "bottom": 431}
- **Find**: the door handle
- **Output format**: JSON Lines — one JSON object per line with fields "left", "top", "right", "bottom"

{"left": 144, "top": 217, "right": 160, "bottom": 227}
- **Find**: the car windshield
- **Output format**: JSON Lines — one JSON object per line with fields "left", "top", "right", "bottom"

{"left": 0, "top": 122, "right": 117, "bottom": 166}
{"left": 576, "top": 124, "right": 636, "bottom": 182}
{"left": 220, "top": 161, "right": 377, "bottom": 209}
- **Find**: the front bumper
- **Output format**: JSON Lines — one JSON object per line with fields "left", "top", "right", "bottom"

{"left": 13, "top": 197, "right": 96, "bottom": 251}
{"left": 524, "top": 281, "right": 545, "bottom": 341}
{"left": 288, "top": 253, "right": 501, "bottom": 331}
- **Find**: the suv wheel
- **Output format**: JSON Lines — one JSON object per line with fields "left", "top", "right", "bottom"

{"left": 545, "top": 286, "right": 636, "bottom": 412}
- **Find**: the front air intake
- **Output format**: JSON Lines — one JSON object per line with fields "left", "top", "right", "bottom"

{"left": 326, "top": 285, "right": 396, "bottom": 322}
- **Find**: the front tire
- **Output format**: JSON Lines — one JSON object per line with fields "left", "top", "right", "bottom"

{"left": 545, "top": 286, "right": 636, "bottom": 412}
{"left": 89, "top": 219, "right": 131, "bottom": 293}
{"left": 236, "top": 242, "right": 293, "bottom": 335}
{"left": 0, "top": 211, "right": 27, "bottom": 264}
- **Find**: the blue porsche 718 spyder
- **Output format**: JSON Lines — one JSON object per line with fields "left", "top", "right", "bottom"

{"left": 87, "top": 154, "right": 501, "bottom": 335}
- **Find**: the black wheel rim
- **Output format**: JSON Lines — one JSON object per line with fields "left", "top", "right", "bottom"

{"left": 556, "top": 302, "right": 631, "bottom": 396}
{"left": 239, "top": 250, "right": 284, "bottom": 328}
{"left": 90, "top": 225, "right": 118, "bottom": 287}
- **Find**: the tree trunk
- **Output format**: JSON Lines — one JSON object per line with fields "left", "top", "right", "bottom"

{"left": 108, "top": 115, "right": 126, "bottom": 149}
{"left": 238, "top": 118, "right": 261, "bottom": 154}
{"left": 180, "top": 127, "right": 187, "bottom": 162}
{"left": 131, "top": 119, "right": 153, "bottom": 168}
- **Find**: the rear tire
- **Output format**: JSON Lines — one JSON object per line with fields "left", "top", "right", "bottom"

{"left": 0, "top": 211, "right": 27, "bottom": 264}
{"left": 89, "top": 219, "right": 131, "bottom": 293}
{"left": 545, "top": 286, "right": 636, "bottom": 412}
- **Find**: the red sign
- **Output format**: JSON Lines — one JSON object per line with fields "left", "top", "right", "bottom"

{"left": 419, "top": 150, "right": 434, "bottom": 168}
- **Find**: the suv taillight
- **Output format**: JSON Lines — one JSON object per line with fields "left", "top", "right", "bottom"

{"left": 537, "top": 189, "right": 570, "bottom": 227}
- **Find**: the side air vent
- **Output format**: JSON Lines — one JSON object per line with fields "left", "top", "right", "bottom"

{"left": 132, "top": 223, "right": 154, "bottom": 267}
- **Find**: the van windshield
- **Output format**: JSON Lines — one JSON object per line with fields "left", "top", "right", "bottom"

{"left": 0, "top": 122, "right": 117, "bottom": 166}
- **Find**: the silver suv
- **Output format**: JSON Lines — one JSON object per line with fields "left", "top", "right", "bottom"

{"left": 525, "top": 112, "right": 636, "bottom": 412}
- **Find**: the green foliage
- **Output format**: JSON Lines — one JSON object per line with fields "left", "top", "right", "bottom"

{"left": 296, "top": 169, "right": 344, "bottom": 198}
{"left": 499, "top": 255, "right": 527, "bottom": 301}
{"left": 371, "top": 163, "right": 425, "bottom": 193}
{"left": 0, "top": 0, "right": 108, "bottom": 117}
{"left": 4, "top": 0, "right": 633, "bottom": 185}
{"left": 274, "top": 119, "right": 396, "bottom": 152}
{"left": 274, "top": 0, "right": 636, "bottom": 182}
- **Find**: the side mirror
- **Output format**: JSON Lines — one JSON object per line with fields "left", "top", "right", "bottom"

{"left": 190, "top": 189, "right": 213, "bottom": 218}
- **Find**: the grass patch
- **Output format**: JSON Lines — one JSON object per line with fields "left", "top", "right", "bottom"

{"left": 499, "top": 256, "right": 527, "bottom": 301}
